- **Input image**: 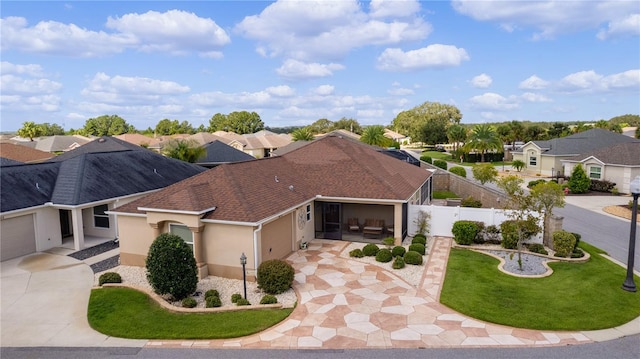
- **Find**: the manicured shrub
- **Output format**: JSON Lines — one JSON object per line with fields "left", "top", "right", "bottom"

{"left": 433, "top": 159, "right": 448, "bottom": 170}
{"left": 527, "top": 179, "right": 546, "bottom": 188}
{"left": 589, "top": 179, "right": 616, "bottom": 193}
{"left": 412, "top": 233, "right": 427, "bottom": 242}
{"left": 257, "top": 259, "right": 295, "bottom": 295}
{"left": 205, "top": 289, "right": 220, "bottom": 300}
{"left": 420, "top": 155, "right": 433, "bottom": 164}
{"left": 568, "top": 164, "right": 590, "bottom": 194}
{"left": 236, "top": 298, "right": 251, "bottom": 306}
{"left": 382, "top": 237, "right": 395, "bottom": 247}
{"left": 449, "top": 166, "right": 466, "bottom": 178}
{"left": 553, "top": 231, "right": 576, "bottom": 258}
{"left": 206, "top": 295, "right": 222, "bottom": 308}
{"left": 451, "top": 220, "right": 479, "bottom": 245}
{"left": 362, "top": 243, "right": 380, "bottom": 257}
{"left": 461, "top": 196, "right": 482, "bottom": 208}
{"left": 408, "top": 243, "right": 426, "bottom": 255}
{"left": 391, "top": 246, "right": 406, "bottom": 258}
{"left": 349, "top": 248, "right": 364, "bottom": 258}
{"left": 260, "top": 294, "right": 278, "bottom": 304}
{"left": 392, "top": 256, "right": 405, "bottom": 269}
{"left": 375, "top": 248, "right": 393, "bottom": 263}
{"left": 527, "top": 243, "right": 548, "bottom": 255}
{"left": 500, "top": 219, "right": 541, "bottom": 250}
{"left": 411, "top": 236, "right": 426, "bottom": 245}
{"left": 571, "top": 248, "right": 585, "bottom": 258}
{"left": 231, "top": 293, "right": 242, "bottom": 303}
{"left": 182, "top": 297, "right": 197, "bottom": 308}
{"left": 146, "top": 233, "right": 198, "bottom": 300}
{"left": 98, "top": 272, "right": 122, "bottom": 286}
{"left": 571, "top": 232, "right": 581, "bottom": 250}
{"left": 404, "top": 251, "right": 423, "bottom": 265}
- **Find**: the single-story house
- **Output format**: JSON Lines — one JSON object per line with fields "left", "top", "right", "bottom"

{"left": 512, "top": 128, "right": 637, "bottom": 176}
{"left": 16, "top": 135, "right": 93, "bottom": 153}
{"left": 195, "top": 140, "right": 256, "bottom": 168}
{"left": 0, "top": 143, "right": 54, "bottom": 163}
{"left": 0, "top": 137, "right": 205, "bottom": 261}
{"left": 111, "top": 135, "right": 433, "bottom": 280}
{"left": 187, "top": 132, "right": 245, "bottom": 151}
{"left": 561, "top": 142, "right": 640, "bottom": 194}
{"left": 384, "top": 128, "right": 410, "bottom": 145}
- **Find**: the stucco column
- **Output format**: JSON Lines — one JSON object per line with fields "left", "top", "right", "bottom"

{"left": 71, "top": 208, "right": 84, "bottom": 251}
{"left": 393, "top": 204, "right": 403, "bottom": 246}
{"left": 190, "top": 225, "right": 208, "bottom": 279}
{"left": 149, "top": 223, "right": 161, "bottom": 238}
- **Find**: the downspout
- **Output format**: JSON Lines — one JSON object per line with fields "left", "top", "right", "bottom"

{"left": 253, "top": 223, "right": 262, "bottom": 277}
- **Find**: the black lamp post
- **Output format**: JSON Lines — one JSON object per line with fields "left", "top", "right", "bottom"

{"left": 622, "top": 176, "right": 640, "bottom": 292}
{"left": 240, "top": 252, "right": 248, "bottom": 299}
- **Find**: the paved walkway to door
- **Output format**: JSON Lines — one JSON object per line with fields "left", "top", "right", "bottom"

{"left": 147, "top": 238, "right": 634, "bottom": 349}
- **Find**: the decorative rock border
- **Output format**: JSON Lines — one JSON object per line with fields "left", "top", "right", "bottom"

{"left": 98, "top": 283, "right": 283, "bottom": 313}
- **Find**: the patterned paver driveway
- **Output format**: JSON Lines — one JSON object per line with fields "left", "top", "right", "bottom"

{"left": 148, "top": 238, "right": 592, "bottom": 349}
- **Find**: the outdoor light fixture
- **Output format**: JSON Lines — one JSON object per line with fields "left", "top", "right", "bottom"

{"left": 240, "top": 252, "right": 248, "bottom": 299}
{"left": 622, "top": 175, "right": 640, "bottom": 292}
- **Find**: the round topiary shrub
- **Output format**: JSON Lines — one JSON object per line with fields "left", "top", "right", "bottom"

{"left": 236, "top": 298, "right": 251, "bottom": 306}
{"left": 182, "top": 297, "right": 197, "bottom": 308}
{"left": 392, "top": 256, "right": 405, "bottom": 269}
{"left": 451, "top": 220, "right": 479, "bottom": 245}
{"left": 391, "top": 246, "right": 406, "bottom": 258}
{"left": 257, "top": 259, "right": 295, "bottom": 295}
{"left": 553, "top": 230, "right": 576, "bottom": 258}
{"left": 206, "top": 295, "right": 222, "bottom": 308}
{"left": 362, "top": 243, "right": 380, "bottom": 256}
{"left": 420, "top": 155, "right": 433, "bottom": 164}
{"left": 349, "top": 248, "right": 364, "bottom": 258}
{"left": 411, "top": 236, "right": 426, "bottom": 245}
{"left": 260, "top": 294, "right": 278, "bottom": 304}
{"left": 433, "top": 159, "right": 448, "bottom": 170}
{"left": 205, "top": 289, "right": 219, "bottom": 300}
{"left": 413, "top": 233, "right": 427, "bottom": 241}
{"left": 231, "top": 293, "right": 242, "bottom": 303}
{"left": 449, "top": 166, "right": 467, "bottom": 178}
{"left": 408, "top": 243, "right": 426, "bottom": 255}
{"left": 375, "top": 248, "right": 393, "bottom": 263}
{"left": 404, "top": 251, "right": 423, "bottom": 265}
{"left": 98, "top": 272, "right": 122, "bottom": 286}
{"left": 146, "top": 233, "right": 198, "bottom": 300}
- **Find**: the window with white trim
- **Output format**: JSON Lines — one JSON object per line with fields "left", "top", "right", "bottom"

{"left": 306, "top": 204, "right": 311, "bottom": 221}
{"left": 589, "top": 166, "right": 602, "bottom": 179}
{"left": 93, "top": 204, "right": 110, "bottom": 228}
{"left": 529, "top": 155, "right": 537, "bottom": 166}
{"left": 169, "top": 224, "right": 193, "bottom": 252}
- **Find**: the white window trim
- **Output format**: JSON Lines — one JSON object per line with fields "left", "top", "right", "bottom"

{"left": 169, "top": 223, "right": 194, "bottom": 250}
{"left": 93, "top": 204, "right": 110, "bottom": 229}
{"left": 589, "top": 166, "right": 602, "bottom": 180}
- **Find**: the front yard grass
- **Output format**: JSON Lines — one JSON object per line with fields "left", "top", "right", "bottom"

{"left": 432, "top": 190, "right": 459, "bottom": 199}
{"left": 421, "top": 150, "right": 452, "bottom": 161}
{"left": 88, "top": 287, "right": 293, "bottom": 339}
{"left": 440, "top": 242, "right": 640, "bottom": 330}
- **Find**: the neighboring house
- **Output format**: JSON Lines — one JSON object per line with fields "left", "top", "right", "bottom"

{"left": 112, "top": 135, "right": 433, "bottom": 280}
{"left": 195, "top": 140, "right": 256, "bottom": 168}
{"left": 316, "top": 129, "right": 361, "bottom": 141}
{"left": 384, "top": 128, "right": 410, "bottom": 145}
{"left": 0, "top": 143, "right": 54, "bottom": 163}
{"left": 21, "top": 135, "right": 93, "bottom": 153}
{"left": 512, "top": 129, "right": 637, "bottom": 176}
{"left": 241, "top": 130, "right": 293, "bottom": 158}
{"left": 561, "top": 142, "right": 640, "bottom": 194}
{"left": 0, "top": 136, "right": 205, "bottom": 261}
{"left": 114, "top": 133, "right": 160, "bottom": 150}
{"left": 187, "top": 132, "right": 245, "bottom": 151}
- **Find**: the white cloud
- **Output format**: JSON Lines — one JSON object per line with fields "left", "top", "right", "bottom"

{"left": 1, "top": 74, "right": 63, "bottom": 94}
{"left": 276, "top": 59, "right": 345, "bottom": 80}
{"left": 0, "top": 62, "right": 63, "bottom": 114}
{"left": 313, "top": 85, "right": 335, "bottom": 96}
{"left": 0, "top": 61, "right": 45, "bottom": 77}
{"left": 376, "top": 44, "right": 469, "bottom": 71}
{"left": 519, "top": 75, "right": 549, "bottom": 90}
{"left": 106, "top": 10, "right": 230, "bottom": 55}
{"left": 602, "top": 69, "right": 640, "bottom": 89}
{"left": 452, "top": 0, "right": 639, "bottom": 40}
{"left": 265, "top": 85, "right": 296, "bottom": 97}
{"left": 470, "top": 73, "right": 492, "bottom": 88}
{"left": 369, "top": 0, "right": 421, "bottom": 18}
{"left": 469, "top": 92, "right": 519, "bottom": 111}
{"left": 597, "top": 13, "right": 640, "bottom": 40}
{"left": 388, "top": 87, "right": 414, "bottom": 96}
{"left": 81, "top": 72, "right": 190, "bottom": 104}
{"left": 520, "top": 92, "right": 552, "bottom": 103}
{"left": 557, "top": 69, "right": 640, "bottom": 93}
{"left": 235, "top": 0, "right": 431, "bottom": 61}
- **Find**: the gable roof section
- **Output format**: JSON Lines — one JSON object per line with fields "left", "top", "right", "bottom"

{"left": 1, "top": 162, "right": 60, "bottom": 212}
{"left": 196, "top": 140, "right": 256, "bottom": 166}
{"left": 116, "top": 135, "right": 432, "bottom": 223}
{"left": 519, "top": 129, "right": 636, "bottom": 156}
{"left": 0, "top": 143, "right": 53, "bottom": 163}
{"left": 562, "top": 141, "right": 640, "bottom": 166}
{"left": 48, "top": 136, "right": 144, "bottom": 162}
{"left": 33, "top": 135, "right": 92, "bottom": 152}
{"left": 0, "top": 157, "right": 24, "bottom": 166}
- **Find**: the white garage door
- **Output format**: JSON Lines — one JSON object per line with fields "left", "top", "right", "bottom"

{"left": 1, "top": 214, "right": 37, "bottom": 261}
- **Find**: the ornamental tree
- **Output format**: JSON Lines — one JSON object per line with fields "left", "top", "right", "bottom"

{"left": 568, "top": 164, "right": 590, "bottom": 194}
{"left": 146, "top": 233, "right": 198, "bottom": 300}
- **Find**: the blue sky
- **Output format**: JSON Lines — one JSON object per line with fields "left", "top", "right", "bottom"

{"left": 1, "top": 0, "right": 639, "bottom": 132}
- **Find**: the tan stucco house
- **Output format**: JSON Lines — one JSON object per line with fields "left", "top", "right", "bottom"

{"left": 561, "top": 142, "right": 640, "bottom": 194}
{"left": 512, "top": 128, "right": 637, "bottom": 176}
{"left": 111, "top": 135, "right": 433, "bottom": 281}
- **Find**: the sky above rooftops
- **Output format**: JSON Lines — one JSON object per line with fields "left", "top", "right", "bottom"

{"left": 1, "top": 0, "right": 638, "bottom": 132}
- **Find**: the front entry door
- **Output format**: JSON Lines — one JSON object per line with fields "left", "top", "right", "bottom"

{"left": 59, "top": 209, "right": 72, "bottom": 238}
{"left": 323, "top": 203, "right": 342, "bottom": 240}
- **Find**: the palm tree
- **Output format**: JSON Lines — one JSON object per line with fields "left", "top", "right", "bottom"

{"left": 360, "top": 125, "right": 391, "bottom": 147}
{"left": 17, "top": 121, "right": 42, "bottom": 141}
{"left": 463, "top": 124, "right": 503, "bottom": 162}
{"left": 162, "top": 139, "right": 206, "bottom": 163}
{"left": 446, "top": 124, "right": 467, "bottom": 153}
{"left": 291, "top": 127, "right": 314, "bottom": 141}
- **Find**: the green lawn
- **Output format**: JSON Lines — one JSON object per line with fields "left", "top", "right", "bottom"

{"left": 88, "top": 287, "right": 294, "bottom": 339}
{"left": 421, "top": 151, "right": 452, "bottom": 161}
{"left": 433, "top": 190, "right": 459, "bottom": 199}
{"left": 440, "top": 242, "right": 640, "bottom": 330}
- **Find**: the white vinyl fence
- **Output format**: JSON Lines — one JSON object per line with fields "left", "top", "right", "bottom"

{"left": 408, "top": 205, "right": 543, "bottom": 244}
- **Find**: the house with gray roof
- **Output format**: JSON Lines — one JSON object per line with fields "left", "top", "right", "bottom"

{"left": 561, "top": 141, "right": 640, "bottom": 194}
{"left": 0, "top": 136, "right": 205, "bottom": 261}
{"left": 195, "top": 140, "right": 256, "bottom": 168}
{"left": 511, "top": 128, "right": 637, "bottom": 176}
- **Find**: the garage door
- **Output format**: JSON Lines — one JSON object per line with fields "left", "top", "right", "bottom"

{"left": 1, "top": 214, "right": 36, "bottom": 261}
{"left": 261, "top": 214, "right": 293, "bottom": 262}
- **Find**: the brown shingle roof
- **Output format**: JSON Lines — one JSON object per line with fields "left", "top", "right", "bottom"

{"left": 116, "top": 135, "right": 432, "bottom": 223}
{"left": 0, "top": 143, "right": 53, "bottom": 163}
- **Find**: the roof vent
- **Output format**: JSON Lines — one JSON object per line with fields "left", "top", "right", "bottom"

{"left": 275, "top": 176, "right": 279, "bottom": 182}
{"left": 289, "top": 185, "right": 294, "bottom": 191}
{"left": 98, "top": 138, "right": 106, "bottom": 143}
